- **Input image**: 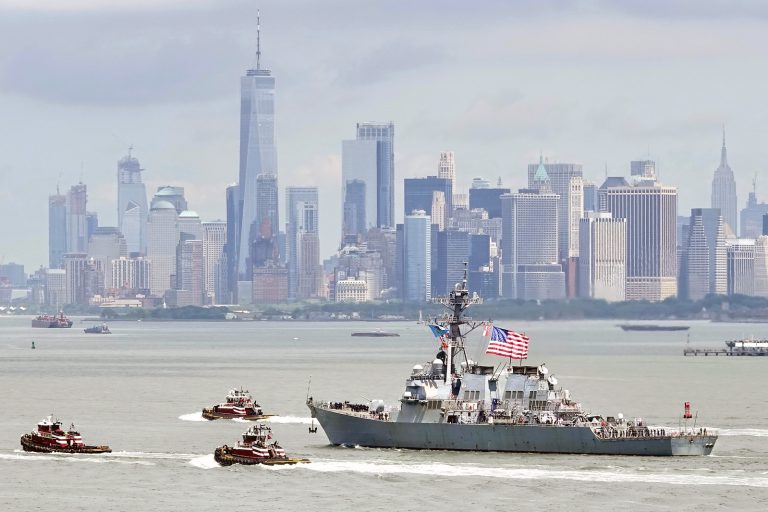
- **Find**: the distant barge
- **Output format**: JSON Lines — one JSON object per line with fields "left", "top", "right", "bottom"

{"left": 619, "top": 324, "right": 689, "bottom": 332}
{"left": 351, "top": 331, "right": 400, "bottom": 338}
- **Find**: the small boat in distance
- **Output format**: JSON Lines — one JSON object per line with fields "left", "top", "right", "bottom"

{"left": 31, "top": 312, "right": 73, "bottom": 328}
{"left": 20, "top": 416, "right": 111, "bottom": 454}
{"left": 351, "top": 329, "right": 400, "bottom": 337}
{"left": 84, "top": 323, "right": 111, "bottom": 334}
{"left": 202, "top": 388, "right": 270, "bottom": 420}
{"left": 214, "top": 423, "right": 309, "bottom": 466}
{"left": 618, "top": 324, "right": 690, "bottom": 332}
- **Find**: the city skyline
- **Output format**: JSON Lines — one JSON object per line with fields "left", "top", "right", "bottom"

{"left": 3, "top": 1, "right": 768, "bottom": 269}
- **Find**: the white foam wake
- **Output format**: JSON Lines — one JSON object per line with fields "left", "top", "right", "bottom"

{"left": 104, "top": 451, "right": 201, "bottom": 461}
{"left": 0, "top": 452, "right": 152, "bottom": 466}
{"left": 719, "top": 428, "right": 768, "bottom": 437}
{"left": 188, "top": 454, "right": 219, "bottom": 469}
{"left": 266, "top": 416, "right": 314, "bottom": 425}
{"left": 178, "top": 411, "right": 206, "bottom": 422}
{"left": 298, "top": 460, "right": 768, "bottom": 488}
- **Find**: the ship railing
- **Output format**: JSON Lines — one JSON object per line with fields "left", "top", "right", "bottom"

{"left": 590, "top": 425, "right": 714, "bottom": 440}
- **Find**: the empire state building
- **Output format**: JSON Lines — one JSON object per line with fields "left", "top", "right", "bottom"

{"left": 711, "top": 131, "right": 738, "bottom": 235}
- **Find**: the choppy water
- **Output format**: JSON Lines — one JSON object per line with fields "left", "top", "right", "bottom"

{"left": 1, "top": 317, "right": 767, "bottom": 510}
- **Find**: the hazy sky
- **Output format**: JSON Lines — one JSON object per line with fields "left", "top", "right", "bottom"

{"left": 1, "top": 0, "right": 767, "bottom": 269}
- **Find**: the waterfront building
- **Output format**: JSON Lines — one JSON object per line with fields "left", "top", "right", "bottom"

{"left": 598, "top": 177, "right": 678, "bottom": 301}
{"left": 727, "top": 239, "right": 755, "bottom": 296}
{"left": 110, "top": 256, "right": 151, "bottom": 293}
{"left": 683, "top": 208, "right": 727, "bottom": 300}
{"left": 402, "top": 210, "right": 431, "bottom": 302}
{"left": 66, "top": 183, "right": 88, "bottom": 254}
{"left": 44, "top": 269, "right": 66, "bottom": 309}
{"left": 335, "top": 278, "right": 368, "bottom": 303}
{"left": 0, "top": 263, "right": 25, "bottom": 287}
{"left": 236, "top": 17, "right": 278, "bottom": 294}
{"left": 740, "top": 191, "right": 768, "bottom": 239}
{"left": 252, "top": 263, "right": 288, "bottom": 304}
{"left": 501, "top": 190, "right": 560, "bottom": 299}
{"left": 516, "top": 264, "right": 566, "bottom": 301}
{"left": 87, "top": 227, "right": 127, "bottom": 290}
{"left": 527, "top": 157, "right": 583, "bottom": 261}
{"left": 146, "top": 200, "right": 179, "bottom": 296}
{"left": 64, "top": 253, "right": 102, "bottom": 305}
{"left": 711, "top": 131, "right": 738, "bottom": 235}
{"left": 117, "top": 149, "right": 148, "bottom": 254}
{"left": 448, "top": 209, "right": 503, "bottom": 244}
{"left": 49, "top": 190, "right": 68, "bottom": 268}
{"left": 175, "top": 238, "right": 204, "bottom": 306}
{"left": 754, "top": 236, "right": 768, "bottom": 298}
{"left": 286, "top": 187, "right": 319, "bottom": 300}
{"left": 364, "top": 227, "right": 397, "bottom": 291}
{"left": 202, "top": 221, "right": 227, "bottom": 304}
{"left": 578, "top": 212, "right": 627, "bottom": 302}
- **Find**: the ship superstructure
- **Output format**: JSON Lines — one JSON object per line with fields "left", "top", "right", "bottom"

{"left": 202, "top": 387, "right": 269, "bottom": 420}
{"left": 308, "top": 270, "right": 718, "bottom": 456}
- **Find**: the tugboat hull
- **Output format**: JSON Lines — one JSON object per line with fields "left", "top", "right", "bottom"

{"left": 309, "top": 405, "right": 716, "bottom": 457}
{"left": 201, "top": 408, "right": 271, "bottom": 421}
{"left": 20, "top": 434, "right": 112, "bottom": 454}
{"left": 213, "top": 447, "right": 309, "bottom": 466}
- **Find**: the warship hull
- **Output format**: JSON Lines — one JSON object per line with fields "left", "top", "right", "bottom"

{"left": 309, "top": 404, "right": 715, "bottom": 456}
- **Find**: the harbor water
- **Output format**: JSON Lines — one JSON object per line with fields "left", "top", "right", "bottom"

{"left": 1, "top": 317, "right": 767, "bottom": 510}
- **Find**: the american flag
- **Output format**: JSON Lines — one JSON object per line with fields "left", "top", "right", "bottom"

{"left": 485, "top": 326, "right": 530, "bottom": 359}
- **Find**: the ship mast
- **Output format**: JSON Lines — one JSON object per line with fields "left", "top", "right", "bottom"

{"left": 432, "top": 263, "right": 483, "bottom": 382}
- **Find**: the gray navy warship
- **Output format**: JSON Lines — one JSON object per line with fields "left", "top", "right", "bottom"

{"left": 308, "top": 272, "right": 718, "bottom": 456}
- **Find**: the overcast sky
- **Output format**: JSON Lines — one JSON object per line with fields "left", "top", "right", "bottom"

{"left": 1, "top": 0, "right": 767, "bottom": 269}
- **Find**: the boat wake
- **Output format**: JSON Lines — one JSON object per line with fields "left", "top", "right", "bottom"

{"left": 719, "top": 428, "right": 768, "bottom": 437}
{"left": 178, "top": 412, "right": 206, "bottom": 422}
{"left": 266, "top": 416, "right": 314, "bottom": 425}
{"left": 0, "top": 451, "right": 153, "bottom": 466}
{"left": 188, "top": 454, "right": 219, "bottom": 469}
{"left": 294, "top": 460, "right": 768, "bottom": 488}
{"left": 104, "top": 451, "right": 201, "bottom": 461}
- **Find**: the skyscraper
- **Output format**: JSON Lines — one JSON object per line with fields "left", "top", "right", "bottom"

{"left": 754, "top": 236, "right": 768, "bottom": 298}
{"left": 48, "top": 189, "right": 67, "bottom": 268}
{"left": 117, "top": 148, "right": 148, "bottom": 254}
{"left": 236, "top": 14, "right": 278, "bottom": 295}
{"left": 437, "top": 151, "right": 456, "bottom": 188}
{"left": 342, "top": 139, "right": 378, "bottom": 237}
{"left": 67, "top": 183, "right": 88, "bottom": 254}
{"left": 578, "top": 212, "right": 626, "bottom": 302}
{"left": 683, "top": 208, "right": 727, "bottom": 300}
{"left": 295, "top": 201, "right": 323, "bottom": 300}
{"left": 202, "top": 221, "right": 227, "bottom": 304}
{"left": 630, "top": 160, "right": 656, "bottom": 180}
{"left": 286, "top": 187, "right": 318, "bottom": 299}
{"left": 501, "top": 189, "right": 561, "bottom": 299}
{"left": 740, "top": 189, "right": 768, "bottom": 239}
{"left": 356, "top": 122, "right": 394, "bottom": 228}
{"left": 252, "top": 174, "right": 279, "bottom": 266}
{"left": 225, "top": 184, "right": 239, "bottom": 302}
{"left": 87, "top": 227, "right": 127, "bottom": 290}
{"left": 527, "top": 157, "right": 583, "bottom": 261}
{"left": 468, "top": 186, "right": 511, "bottom": 219}
{"left": 727, "top": 239, "right": 754, "bottom": 296}
{"left": 711, "top": 131, "right": 738, "bottom": 235}
{"left": 403, "top": 176, "right": 453, "bottom": 222}
{"left": 402, "top": 210, "right": 431, "bottom": 302}
{"left": 146, "top": 200, "right": 179, "bottom": 296}
{"left": 342, "top": 179, "right": 366, "bottom": 239}
{"left": 599, "top": 177, "right": 678, "bottom": 301}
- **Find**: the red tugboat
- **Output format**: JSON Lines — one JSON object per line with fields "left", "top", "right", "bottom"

{"left": 20, "top": 416, "right": 111, "bottom": 454}
{"left": 214, "top": 423, "right": 309, "bottom": 466}
{"left": 202, "top": 388, "right": 271, "bottom": 420}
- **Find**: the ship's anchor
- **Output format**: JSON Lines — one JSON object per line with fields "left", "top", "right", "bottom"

{"left": 309, "top": 419, "right": 318, "bottom": 434}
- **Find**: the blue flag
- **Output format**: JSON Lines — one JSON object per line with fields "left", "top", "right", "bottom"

{"left": 428, "top": 324, "right": 449, "bottom": 338}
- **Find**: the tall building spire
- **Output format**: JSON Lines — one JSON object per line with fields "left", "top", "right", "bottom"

{"left": 256, "top": 10, "right": 261, "bottom": 70}
{"left": 720, "top": 125, "right": 728, "bottom": 167}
